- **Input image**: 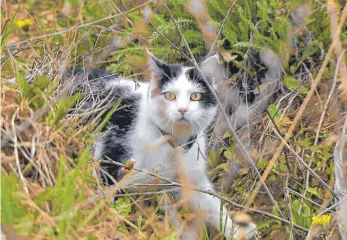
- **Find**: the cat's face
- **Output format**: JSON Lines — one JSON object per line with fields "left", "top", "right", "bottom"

{"left": 148, "top": 53, "right": 218, "bottom": 136}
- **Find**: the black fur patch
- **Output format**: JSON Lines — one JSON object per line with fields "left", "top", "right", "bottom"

{"left": 156, "top": 63, "right": 182, "bottom": 91}
{"left": 186, "top": 68, "right": 217, "bottom": 108}
{"left": 66, "top": 68, "right": 140, "bottom": 184}
{"left": 100, "top": 94, "right": 141, "bottom": 183}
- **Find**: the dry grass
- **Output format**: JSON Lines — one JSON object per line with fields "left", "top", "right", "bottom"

{"left": 2, "top": 0, "right": 347, "bottom": 239}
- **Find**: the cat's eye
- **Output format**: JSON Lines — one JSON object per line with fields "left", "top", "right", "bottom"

{"left": 164, "top": 91, "right": 176, "bottom": 101}
{"left": 190, "top": 93, "right": 201, "bottom": 101}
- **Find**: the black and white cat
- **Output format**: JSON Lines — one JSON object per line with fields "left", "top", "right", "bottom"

{"left": 69, "top": 52, "right": 257, "bottom": 239}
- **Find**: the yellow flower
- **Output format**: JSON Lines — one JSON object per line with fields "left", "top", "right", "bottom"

{"left": 15, "top": 19, "right": 33, "bottom": 28}
{"left": 312, "top": 214, "right": 331, "bottom": 225}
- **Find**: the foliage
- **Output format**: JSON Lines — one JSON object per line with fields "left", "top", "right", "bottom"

{"left": 1, "top": 0, "right": 347, "bottom": 239}
{"left": 291, "top": 199, "right": 312, "bottom": 228}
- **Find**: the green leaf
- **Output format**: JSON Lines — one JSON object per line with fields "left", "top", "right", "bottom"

{"left": 208, "top": 148, "right": 223, "bottom": 167}
{"left": 33, "top": 75, "right": 50, "bottom": 90}
{"left": 290, "top": 65, "right": 297, "bottom": 74}
{"left": 47, "top": 93, "right": 83, "bottom": 126}
{"left": 297, "top": 86, "right": 308, "bottom": 94}
{"left": 25, "top": 75, "right": 51, "bottom": 110}
{"left": 1, "top": 173, "right": 30, "bottom": 225}
{"left": 268, "top": 104, "right": 280, "bottom": 119}
{"left": 303, "top": 40, "right": 320, "bottom": 57}
{"left": 291, "top": 199, "right": 312, "bottom": 228}
{"left": 283, "top": 76, "right": 308, "bottom": 94}
{"left": 269, "top": 175, "right": 276, "bottom": 181}
{"left": 223, "top": 131, "right": 232, "bottom": 139}
{"left": 271, "top": 206, "right": 282, "bottom": 228}
{"left": 283, "top": 76, "right": 299, "bottom": 90}
{"left": 16, "top": 72, "right": 33, "bottom": 99}
{"left": 35, "top": 187, "right": 56, "bottom": 208}
{"left": 224, "top": 150, "right": 232, "bottom": 160}
{"left": 307, "top": 187, "right": 322, "bottom": 198}
{"left": 257, "top": 159, "right": 269, "bottom": 170}
{"left": 1, "top": 7, "right": 19, "bottom": 49}
{"left": 113, "top": 197, "right": 131, "bottom": 217}
{"left": 1, "top": 173, "right": 16, "bottom": 224}
{"left": 31, "top": 95, "right": 45, "bottom": 110}
{"left": 256, "top": 219, "right": 279, "bottom": 230}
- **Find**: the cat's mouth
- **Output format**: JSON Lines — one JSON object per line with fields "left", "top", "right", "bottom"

{"left": 177, "top": 117, "right": 189, "bottom": 123}
{"left": 170, "top": 119, "right": 192, "bottom": 137}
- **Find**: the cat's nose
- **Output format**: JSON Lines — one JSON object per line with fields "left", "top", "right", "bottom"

{"left": 178, "top": 108, "right": 188, "bottom": 116}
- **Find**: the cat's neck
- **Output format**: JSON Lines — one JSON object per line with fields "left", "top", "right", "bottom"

{"left": 147, "top": 116, "right": 199, "bottom": 152}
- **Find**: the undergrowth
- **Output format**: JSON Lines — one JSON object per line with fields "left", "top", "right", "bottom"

{"left": 1, "top": 0, "right": 347, "bottom": 239}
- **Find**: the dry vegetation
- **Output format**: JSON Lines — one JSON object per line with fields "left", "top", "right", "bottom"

{"left": 1, "top": 0, "right": 347, "bottom": 239}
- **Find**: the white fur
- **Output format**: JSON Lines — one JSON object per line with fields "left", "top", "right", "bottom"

{"left": 150, "top": 68, "right": 217, "bottom": 136}
{"left": 95, "top": 65, "right": 256, "bottom": 239}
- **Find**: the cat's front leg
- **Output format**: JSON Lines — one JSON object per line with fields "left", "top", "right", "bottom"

{"left": 187, "top": 177, "right": 256, "bottom": 239}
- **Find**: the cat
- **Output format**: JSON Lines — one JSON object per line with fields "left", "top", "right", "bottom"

{"left": 66, "top": 51, "right": 257, "bottom": 239}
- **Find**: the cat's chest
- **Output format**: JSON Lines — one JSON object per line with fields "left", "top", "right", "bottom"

{"left": 131, "top": 131, "right": 179, "bottom": 169}
{"left": 130, "top": 131, "right": 207, "bottom": 182}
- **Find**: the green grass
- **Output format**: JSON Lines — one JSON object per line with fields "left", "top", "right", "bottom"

{"left": 1, "top": 0, "right": 347, "bottom": 239}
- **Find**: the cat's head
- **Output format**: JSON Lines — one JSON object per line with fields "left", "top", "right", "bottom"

{"left": 147, "top": 51, "right": 223, "bottom": 137}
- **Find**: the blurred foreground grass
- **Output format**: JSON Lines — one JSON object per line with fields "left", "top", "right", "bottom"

{"left": 1, "top": 0, "right": 347, "bottom": 239}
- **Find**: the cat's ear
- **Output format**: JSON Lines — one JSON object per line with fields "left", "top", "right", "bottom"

{"left": 146, "top": 49, "right": 170, "bottom": 78}
{"left": 200, "top": 54, "right": 226, "bottom": 90}
{"left": 146, "top": 49, "right": 171, "bottom": 95}
{"left": 200, "top": 54, "right": 221, "bottom": 76}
